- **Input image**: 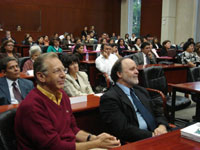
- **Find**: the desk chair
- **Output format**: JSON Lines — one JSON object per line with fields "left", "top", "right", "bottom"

{"left": 188, "top": 67, "right": 200, "bottom": 121}
{"left": 141, "top": 66, "right": 191, "bottom": 122}
{"left": 0, "top": 108, "right": 17, "bottom": 150}
{"left": 18, "top": 57, "right": 30, "bottom": 71}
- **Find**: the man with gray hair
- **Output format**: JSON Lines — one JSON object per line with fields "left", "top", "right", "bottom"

{"left": 15, "top": 52, "right": 120, "bottom": 150}
{"left": 100, "top": 57, "right": 168, "bottom": 144}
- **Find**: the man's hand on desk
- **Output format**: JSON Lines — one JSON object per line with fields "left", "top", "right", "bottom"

{"left": 153, "top": 125, "right": 168, "bottom": 136}
{"left": 95, "top": 133, "right": 121, "bottom": 149}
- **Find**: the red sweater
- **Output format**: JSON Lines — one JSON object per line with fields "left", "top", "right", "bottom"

{"left": 15, "top": 88, "right": 80, "bottom": 150}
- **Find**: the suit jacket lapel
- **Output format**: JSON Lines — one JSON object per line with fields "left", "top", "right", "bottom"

{"left": 0, "top": 77, "right": 11, "bottom": 103}
{"left": 139, "top": 52, "right": 144, "bottom": 65}
{"left": 18, "top": 79, "right": 26, "bottom": 99}
{"left": 114, "top": 85, "right": 137, "bottom": 116}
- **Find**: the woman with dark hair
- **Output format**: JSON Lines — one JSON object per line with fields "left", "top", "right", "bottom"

{"left": 117, "top": 38, "right": 128, "bottom": 55}
{"left": 152, "top": 37, "right": 162, "bottom": 49}
{"left": 24, "top": 36, "right": 34, "bottom": 46}
{"left": 62, "top": 34, "right": 72, "bottom": 49}
{"left": 124, "top": 33, "right": 130, "bottom": 45}
{"left": 0, "top": 40, "right": 20, "bottom": 59}
{"left": 181, "top": 41, "right": 198, "bottom": 67}
{"left": 73, "top": 44, "right": 84, "bottom": 61}
{"left": 160, "top": 40, "right": 171, "bottom": 56}
{"left": 132, "top": 37, "right": 141, "bottom": 51}
{"left": 47, "top": 37, "right": 62, "bottom": 53}
{"left": 71, "top": 37, "right": 87, "bottom": 52}
{"left": 36, "top": 36, "right": 44, "bottom": 46}
{"left": 62, "top": 54, "right": 94, "bottom": 97}
{"left": 81, "top": 26, "right": 88, "bottom": 37}
{"left": 43, "top": 35, "right": 49, "bottom": 46}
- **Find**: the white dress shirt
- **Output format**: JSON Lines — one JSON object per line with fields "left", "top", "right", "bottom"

{"left": 95, "top": 54, "right": 118, "bottom": 79}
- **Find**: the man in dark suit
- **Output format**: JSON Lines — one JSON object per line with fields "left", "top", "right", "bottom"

{"left": 0, "top": 57, "right": 34, "bottom": 105}
{"left": 100, "top": 57, "right": 168, "bottom": 143}
{"left": 130, "top": 42, "right": 157, "bottom": 65}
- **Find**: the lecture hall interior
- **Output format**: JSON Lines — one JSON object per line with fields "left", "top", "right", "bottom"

{"left": 0, "top": 0, "right": 200, "bottom": 150}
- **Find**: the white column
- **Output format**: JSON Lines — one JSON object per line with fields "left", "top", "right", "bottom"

{"left": 161, "top": 0, "right": 177, "bottom": 44}
{"left": 120, "top": 0, "right": 133, "bottom": 37}
{"left": 194, "top": 0, "right": 200, "bottom": 42}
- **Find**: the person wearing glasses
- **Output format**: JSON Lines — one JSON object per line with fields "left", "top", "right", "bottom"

{"left": 15, "top": 52, "right": 120, "bottom": 150}
{"left": 0, "top": 40, "right": 20, "bottom": 59}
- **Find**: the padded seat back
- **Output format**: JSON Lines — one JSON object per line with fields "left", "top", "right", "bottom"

{"left": 0, "top": 108, "right": 17, "bottom": 150}
{"left": 142, "top": 66, "right": 168, "bottom": 97}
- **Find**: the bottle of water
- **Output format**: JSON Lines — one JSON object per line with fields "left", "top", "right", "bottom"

{"left": 86, "top": 52, "right": 89, "bottom": 61}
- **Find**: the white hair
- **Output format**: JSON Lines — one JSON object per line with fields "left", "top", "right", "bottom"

{"left": 29, "top": 45, "right": 42, "bottom": 57}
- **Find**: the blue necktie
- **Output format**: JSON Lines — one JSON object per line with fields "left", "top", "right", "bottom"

{"left": 130, "top": 88, "right": 156, "bottom": 131}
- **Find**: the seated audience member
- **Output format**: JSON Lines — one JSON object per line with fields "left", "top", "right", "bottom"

{"left": 152, "top": 37, "right": 162, "bottom": 49}
{"left": 0, "top": 40, "right": 20, "bottom": 59}
{"left": 15, "top": 52, "right": 120, "bottom": 150}
{"left": 132, "top": 38, "right": 141, "bottom": 51}
{"left": 36, "top": 36, "right": 44, "bottom": 48}
{"left": 43, "top": 35, "right": 49, "bottom": 46}
{"left": 100, "top": 57, "right": 168, "bottom": 143}
{"left": 89, "top": 25, "right": 97, "bottom": 39}
{"left": 96, "top": 38, "right": 107, "bottom": 51}
{"left": 62, "top": 54, "right": 94, "bottom": 97}
{"left": 81, "top": 26, "right": 88, "bottom": 37}
{"left": 73, "top": 44, "right": 84, "bottom": 61}
{"left": 24, "top": 36, "right": 34, "bottom": 46}
{"left": 59, "top": 32, "right": 68, "bottom": 42}
{"left": 111, "top": 43, "right": 121, "bottom": 58}
{"left": 98, "top": 33, "right": 109, "bottom": 44}
{"left": 150, "top": 42, "right": 159, "bottom": 58}
{"left": 81, "top": 35, "right": 86, "bottom": 44}
{"left": 141, "top": 36, "right": 148, "bottom": 43}
{"left": 160, "top": 40, "right": 171, "bottom": 56}
{"left": 109, "top": 39, "right": 115, "bottom": 45}
{"left": 187, "top": 37, "right": 195, "bottom": 43}
{"left": 195, "top": 42, "right": 200, "bottom": 61}
{"left": 130, "top": 42, "right": 157, "bottom": 65}
{"left": 72, "top": 38, "right": 87, "bottom": 52}
{"left": 70, "top": 33, "right": 75, "bottom": 43}
{"left": 110, "top": 33, "right": 117, "bottom": 41}
{"left": 95, "top": 44, "right": 118, "bottom": 80}
{"left": 181, "top": 41, "right": 198, "bottom": 67}
{"left": 124, "top": 33, "right": 130, "bottom": 45}
{"left": 47, "top": 37, "right": 62, "bottom": 53}
{"left": 62, "top": 34, "right": 72, "bottom": 49}
{"left": 22, "top": 33, "right": 30, "bottom": 45}
{"left": 130, "top": 33, "right": 137, "bottom": 44}
{"left": 0, "top": 57, "right": 34, "bottom": 105}
{"left": 117, "top": 38, "right": 128, "bottom": 55}
{"left": 1, "top": 30, "right": 16, "bottom": 44}
{"left": 22, "top": 45, "right": 41, "bottom": 73}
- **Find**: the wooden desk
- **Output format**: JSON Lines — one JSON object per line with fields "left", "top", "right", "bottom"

{"left": 169, "top": 82, "right": 200, "bottom": 123}
{"left": 138, "top": 64, "right": 189, "bottom": 86}
{"left": 122, "top": 50, "right": 137, "bottom": 56}
{"left": 0, "top": 94, "right": 103, "bottom": 134}
{"left": 111, "top": 130, "right": 200, "bottom": 150}
{"left": 82, "top": 51, "right": 99, "bottom": 61}
{"left": 0, "top": 72, "right": 34, "bottom": 80}
{"left": 14, "top": 44, "right": 30, "bottom": 57}
{"left": 157, "top": 56, "right": 176, "bottom": 63}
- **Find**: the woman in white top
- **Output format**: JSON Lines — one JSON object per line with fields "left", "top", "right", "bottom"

{"left": 62, "top": 54, "right": 94, "bottom": 97}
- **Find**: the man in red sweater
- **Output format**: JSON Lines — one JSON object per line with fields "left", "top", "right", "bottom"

{"left": 15, "top": 52, "right": 120, "bottom": 150}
